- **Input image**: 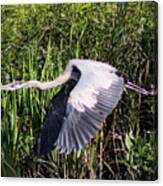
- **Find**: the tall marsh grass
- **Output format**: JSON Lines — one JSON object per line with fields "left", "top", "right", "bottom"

{"left": 1, "top": 2, "right": 157, "bottom": 180}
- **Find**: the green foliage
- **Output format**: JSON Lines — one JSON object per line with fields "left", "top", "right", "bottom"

{"left": 1, "top": 1, "right": 157, "bottom": 180}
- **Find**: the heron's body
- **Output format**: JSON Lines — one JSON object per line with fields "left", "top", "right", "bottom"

{"left": 1, "top": 59, "right": 154, "bottom": 156}
{"left": 38, "top": 60, "right": 124, "bottom": 155}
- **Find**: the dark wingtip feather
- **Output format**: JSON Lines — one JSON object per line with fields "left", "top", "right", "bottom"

{"left": 35, "top": 68, "right": 81, "bottom": 156}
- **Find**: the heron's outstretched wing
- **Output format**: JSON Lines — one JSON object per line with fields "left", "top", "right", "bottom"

{"left": 37, "top": 78, "right": 80, "bottom": 156}
{"left": 54, "top": 71, "right": 124, "bottom": 154}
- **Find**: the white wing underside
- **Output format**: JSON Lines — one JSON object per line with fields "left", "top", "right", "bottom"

{"left": 54, "top": 67, "right": 124, "bottom": 154}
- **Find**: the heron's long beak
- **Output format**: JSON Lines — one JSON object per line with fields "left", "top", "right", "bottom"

{"left": 125, "top": 81, "right": 156, "bottom": 96}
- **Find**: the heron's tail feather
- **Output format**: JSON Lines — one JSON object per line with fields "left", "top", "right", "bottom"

{"left": 125, "top": 81, "right": 156, "bottom": 96}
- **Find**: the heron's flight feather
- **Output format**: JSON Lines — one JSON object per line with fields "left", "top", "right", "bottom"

{"left": 54, "top": 62, "right": 124, "bottom": 154}
{"left": 37, "top": 66, "right": 81, "bottom": 156}
{"left": 1, "top": 59, "right": 154, "bottom": 156}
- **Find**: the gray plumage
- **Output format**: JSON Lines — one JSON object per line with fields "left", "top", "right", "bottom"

{"left": 1, "top": 59, "right": 154, "bottom": 156}
{"left": 38, "top": 60, "right": 124, "bottom": 155}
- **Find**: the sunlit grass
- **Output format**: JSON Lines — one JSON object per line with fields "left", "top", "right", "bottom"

{"left": 1, "top": 2, "right": 157, "bottom": 179}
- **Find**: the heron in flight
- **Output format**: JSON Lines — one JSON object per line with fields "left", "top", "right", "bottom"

{"left": 1, "top": 59, "right": 155, "bottom": 156}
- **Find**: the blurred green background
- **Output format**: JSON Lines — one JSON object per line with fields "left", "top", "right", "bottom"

{"left": 1, "top": 1, "right": 157, "bottom": 180}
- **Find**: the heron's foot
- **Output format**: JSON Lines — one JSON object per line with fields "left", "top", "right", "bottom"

{"left": 1, "top": 80, "right": 25, "bottom": 91}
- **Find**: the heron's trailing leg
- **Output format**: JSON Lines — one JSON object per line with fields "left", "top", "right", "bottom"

{"left": 1, "top": 80, "right": 156, "bottom": 96}
{"left": 125, "top": 81, "right": 156, "bottom": 96}
{"left": 0, "top": 59, "right": 157, "bottom": 155}
{"left": 1, "top": 70, "right": 72, "bottom": 91}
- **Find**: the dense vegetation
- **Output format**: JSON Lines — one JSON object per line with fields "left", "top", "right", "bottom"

{"left": 1, "top": 2, "right": 158, "bottom": 180}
